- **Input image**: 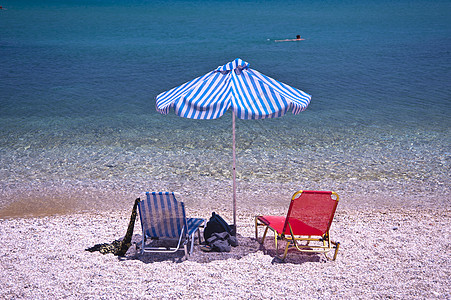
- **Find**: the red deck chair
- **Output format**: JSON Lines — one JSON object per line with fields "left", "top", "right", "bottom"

{"left": 255, "top": 190, "right": 340, "bottom": 260}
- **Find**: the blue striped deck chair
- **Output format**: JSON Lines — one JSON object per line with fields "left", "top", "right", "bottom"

{"left": 137, "top": 192, "right": 205, "bottom": 258}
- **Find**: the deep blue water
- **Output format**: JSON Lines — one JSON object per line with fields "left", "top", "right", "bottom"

{"left": 0, "top": 0, "right": 450, "bottom": 216}
{"left": 1, "top": 0, "right": 450, "bottom": 123}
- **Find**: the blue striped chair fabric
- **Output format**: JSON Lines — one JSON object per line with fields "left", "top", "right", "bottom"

{"left": 137, "top": 192, "right": 205, "bottom": 257}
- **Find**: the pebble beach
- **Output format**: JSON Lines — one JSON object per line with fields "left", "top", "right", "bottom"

{"left": 1, "top": 172, "right": 450, "bottom": 299}
{"left": 1, "top": 192, "right": 449, "bottom": 299}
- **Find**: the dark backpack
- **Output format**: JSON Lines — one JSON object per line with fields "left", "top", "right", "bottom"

{"left": 203, "top": 212, "right": 232, "bottom": 241}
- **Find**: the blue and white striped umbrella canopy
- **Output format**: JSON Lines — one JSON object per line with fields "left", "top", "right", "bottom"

{"left": 156, "top": 58, "right": 311, "bottom": 120}
{"left": 156, "top": 58, "right": 312, "bottom": 229}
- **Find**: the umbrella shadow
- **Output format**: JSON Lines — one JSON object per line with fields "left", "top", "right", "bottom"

{"left": 119, "top": 233, "right": 261, "bottom": 264}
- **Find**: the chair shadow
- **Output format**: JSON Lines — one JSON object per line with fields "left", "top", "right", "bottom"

{"left": 118, "top": 234, "right": 324, "bottom": 264}
{"left": 257, "top": 238, "right": 324, "bottom": 265}
{"left": 119, "top": 233, "right": 261, "bottom": 264}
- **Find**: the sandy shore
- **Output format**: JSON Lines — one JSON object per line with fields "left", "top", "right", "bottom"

{"left": 1, "top": 190, "right": 449, "bottom": 299}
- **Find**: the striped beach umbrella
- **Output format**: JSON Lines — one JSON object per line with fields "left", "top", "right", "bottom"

{"left": 156, "top": 58, "right": 311, "bottom": 230}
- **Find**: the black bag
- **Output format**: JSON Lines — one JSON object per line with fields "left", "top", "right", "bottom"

{"left": 203, "top": 212, "right": 232, "bottom": 241}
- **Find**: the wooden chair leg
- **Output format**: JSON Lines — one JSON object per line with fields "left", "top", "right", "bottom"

{"left": 274, "top": 232, "right": 279, "bottom": 256}
{"left": 262, "top": 227, "right": 269, "bottom": 244}
{"left": 332, "top": 242, "right": 340, "bottom": 261}
{"left": 282, "top": 241, "right": 290, "bottom": 260}
{"left": 255, "top": 217, "right": 259, "bottom": 240}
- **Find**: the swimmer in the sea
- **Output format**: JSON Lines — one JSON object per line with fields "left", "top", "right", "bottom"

{"left": 275, "top": 35, "right": 305, "bottom": 42}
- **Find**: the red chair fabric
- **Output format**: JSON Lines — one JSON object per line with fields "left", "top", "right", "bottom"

{"left": 255, "top": 190, "right": 340, "bottom": 260}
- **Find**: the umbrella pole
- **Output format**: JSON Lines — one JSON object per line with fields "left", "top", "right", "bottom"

{"left": 232, "top": 112, "right": 237, "bottom": 232}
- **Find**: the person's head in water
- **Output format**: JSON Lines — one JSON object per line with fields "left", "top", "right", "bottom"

{"left": 296, "top": 35, "right": 301, "bottom": 39}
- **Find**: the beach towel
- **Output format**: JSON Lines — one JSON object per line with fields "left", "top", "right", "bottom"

{"left": 85, "top": 198, "right": 139, "bottom": 256}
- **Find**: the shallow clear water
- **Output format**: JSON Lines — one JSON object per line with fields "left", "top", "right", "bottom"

{"left": 0, "top": 0, "right": 450, "bottom": 217}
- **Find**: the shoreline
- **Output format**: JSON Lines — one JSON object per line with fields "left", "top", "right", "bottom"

{"left": 1, "top": 176, "right": 449, "bottom": 219}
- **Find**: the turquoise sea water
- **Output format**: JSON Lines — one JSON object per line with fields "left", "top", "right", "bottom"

{"left": 0, "top": 0, "right": 450, "bottom": 217}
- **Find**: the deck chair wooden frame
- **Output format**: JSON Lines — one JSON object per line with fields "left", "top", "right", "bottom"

{"left": 138, "top": 192, "right": 205, "bottom": 258}
{"left": 255, "top": 190, "right": 340, "bottom": 261}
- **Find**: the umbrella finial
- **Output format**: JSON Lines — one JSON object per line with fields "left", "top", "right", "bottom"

{"left": 216, "top": 58, "right": 250, "bottom": 73}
